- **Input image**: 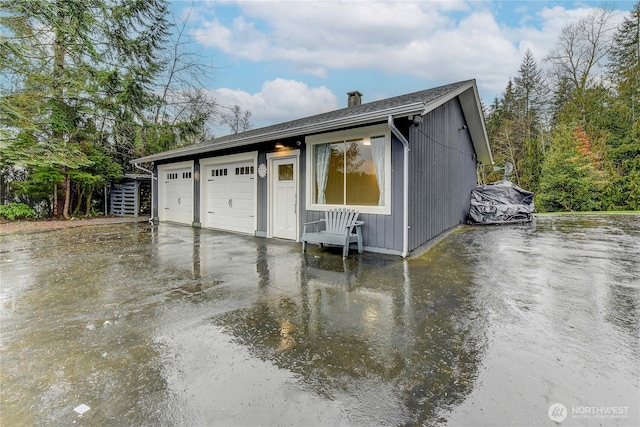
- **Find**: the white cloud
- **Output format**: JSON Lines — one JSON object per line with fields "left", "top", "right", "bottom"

{"left": 190, "top": 2, "right": 522, "bottom": 96}
{"left": 192, "top": 15, "right": 269, "bottom": 61}
{"left": 191, "top": 1, "right": 462, "bottom": 68}
{"left": 190, "top": 1, "right": 630, "bottom": 107}
{"left": 209, "top": 78, "right": 338, "bottom": 133}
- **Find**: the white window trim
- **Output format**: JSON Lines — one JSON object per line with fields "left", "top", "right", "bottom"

{"left": 305, "top": 124, "right": 391, "bottom": 215}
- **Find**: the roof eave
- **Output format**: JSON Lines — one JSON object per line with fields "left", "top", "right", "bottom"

{"left": 446, "top": 82, "right": 493, "bottom": 165}
{"left": 463, "top": 83, "right": 494, "bottom": 165}
{"left": 130, "top": 103, "right": 427, "bottom": 164}
{"left": 413, "top": 80, "right": 492, "bottom": 165}
{"left": 130, "top": 80, "right": 494, "bottom": 166}
{"left": 420, "top": 80, "right": 475, "bottom": 116}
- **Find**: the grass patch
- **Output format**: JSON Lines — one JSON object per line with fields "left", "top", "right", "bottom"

{"left": 534, "top": 210, "right": 640, "bottom": 216}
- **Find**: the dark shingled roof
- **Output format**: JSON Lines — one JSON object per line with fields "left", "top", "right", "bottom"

{"left": 213, "top": 80, "right": 470, "bottom": 141}
{"left": 131, "top": 79, "right": 492, "bottom": 164}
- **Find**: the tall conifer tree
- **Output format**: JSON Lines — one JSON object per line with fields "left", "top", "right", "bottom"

{"left": 1, "top": 0, "right": 170, "bottom": 217}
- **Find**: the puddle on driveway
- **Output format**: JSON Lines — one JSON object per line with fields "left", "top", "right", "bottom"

{"left": 1, "top": 215, "right": 638, "bottom": 426}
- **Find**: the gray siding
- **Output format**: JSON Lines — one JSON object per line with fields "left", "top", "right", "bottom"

{"left": 408, "top": 98, "right": 477, "bottom": 251}
{"left": 152, "top": 96, "right": 479, "bottom": 256}
{"left": 303, "top": 99, "right": 476, "bottom": 254}
{"left": 299, "top": 144, "right": 308, "bottom": 231}
{"left": 152, "top": 164, "right": 159, "bottom": 221}
{"left": 256, "top": 151, "right": 268, "bottom": 234}
{"left": 193, "top": 160, "right": 201, "bottom": 226}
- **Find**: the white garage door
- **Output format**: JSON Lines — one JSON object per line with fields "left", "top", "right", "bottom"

{"left": 158, "top": 162, "right": 193, "bottom": 225}
{"left": 202, "top": 160, "right": 256, "bottom": 234}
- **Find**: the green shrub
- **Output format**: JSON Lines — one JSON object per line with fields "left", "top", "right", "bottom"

{"left": 0, "top": 203, "right": 36, "bottom": 220}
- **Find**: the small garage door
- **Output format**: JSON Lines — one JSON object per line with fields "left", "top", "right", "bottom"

{"left": 202, "top": 160, "right": 255, "bottom": 234}
{"left": 158, "top": 162, "right": 193, "bottom": 225}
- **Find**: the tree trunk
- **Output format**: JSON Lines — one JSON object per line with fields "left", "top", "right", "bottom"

{"left": 54, "top": 178, "right": 67, "bottom": 218}
{"left": 62, "top": 173, "right": 71, "bottom": 219}
{"left": 0, "top": 172, "right": 5, "bottom": 205}
{"left": 53, "top": 5, "right": 67, "bottom": 219}
{"left": 72, "top": 185, "right": 82, "bottom": 216}
{"left": 53, "top": 183, "right": 58, "bottom": 217}
{"left": 85, "top": 188, "right": 92, "bottom": 216}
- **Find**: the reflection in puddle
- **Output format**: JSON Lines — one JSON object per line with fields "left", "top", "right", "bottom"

{"left": 213, "top": 248, "right": 487, "bottom": 425}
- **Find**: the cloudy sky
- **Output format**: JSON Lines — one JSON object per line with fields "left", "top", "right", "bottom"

{"left": 169, "top": 0, "right": 634, "bottom": 133}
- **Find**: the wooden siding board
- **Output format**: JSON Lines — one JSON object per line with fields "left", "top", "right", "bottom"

{"left": 384, "top": 208, "right": 395, "bottom": 251}
{"left": 371, "top": 215, "right": 378, "bottom": 247}
{"left": 299, "top": 146, "right": 307, "bottom": 236}
{"left": 363, "top": 214, "right": 374, "bottom": 246}
{"left": 193, "top": 161, "right": 200, "bottom": 225}
{"left": 257, "top": 151, "right": 268, "bottom": 233}
{"left": 408, "top": 98, "right": 477, "bottom": 251}
{"left": 390, "top": 138, "right": 404, "bottom": 251}
{"left": 152, "top": 165, "right": 159, "bottom": 220}
{"left": 377, "top": 215, "right": 385, "bottom": 248}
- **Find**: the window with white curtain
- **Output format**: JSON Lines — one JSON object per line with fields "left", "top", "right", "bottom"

{"left": 306, "top": 124, "right": 391, "bottom": 215}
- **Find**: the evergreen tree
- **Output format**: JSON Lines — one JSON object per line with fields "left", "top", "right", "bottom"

{"left": 481, "top": 5, "right": 637, "bottom": 211}
{"left": 483, "top": 51, "right": 547, "bottom": 191}
{"left": 512, "top": 50, "right": 547, "bottom": 191}
{"left": 1, "top": 0, "right": 170, "bottom": 218}
{"left": 537, "top": 125, "right": 608, "bottom": 211}
{"left": 606, "top": 1, "right": 640, "bottom": 209}
{"left": 513, "top": 49, "right": 548, "bottom": 122}
{"left": 609, "top": 1, "right": 640, "bottom": 125}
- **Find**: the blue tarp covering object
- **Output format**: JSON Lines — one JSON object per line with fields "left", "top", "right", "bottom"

{"left": 469, "top": 180, "right": 535, "bottom": 224}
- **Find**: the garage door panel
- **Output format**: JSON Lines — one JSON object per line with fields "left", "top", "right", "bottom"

{"left": 207, "top": 193, "right": 227, "bottom": 206}
{"left": 208, "top": 201, "right": 229, "bottom": 211}
{"left": 233, "top": 186, "right": 253, "bottom": 197}
{"left": 202, "top": 160, "right": 256, "bottom": 234}
{"left": 159, "top": 165, "right": 193, "bottom": 225}
{"left": 166, "top": 194, "right": 191, "bottom": 211}
{"left": 233, "top": 186, "right": 253, "bottom": 196}
{"left": 232, "top": 200, "right": 253, "bottom": 211}
{"left": 207, "top": 212, "right": 233, "bottom": 228}
{"left": 233, "top": 217, "right": 254, "bottom": 231}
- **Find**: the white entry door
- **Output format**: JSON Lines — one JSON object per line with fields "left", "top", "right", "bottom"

{"left": 271, "top": 157, "right": 298, "bottom": 240}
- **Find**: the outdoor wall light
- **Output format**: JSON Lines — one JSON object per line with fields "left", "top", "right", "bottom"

{"left": 412, "top": 115, "right": 424, "bottom": 127}
{"left": 275, "top": 142, "right": 285, "bottom": 149}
